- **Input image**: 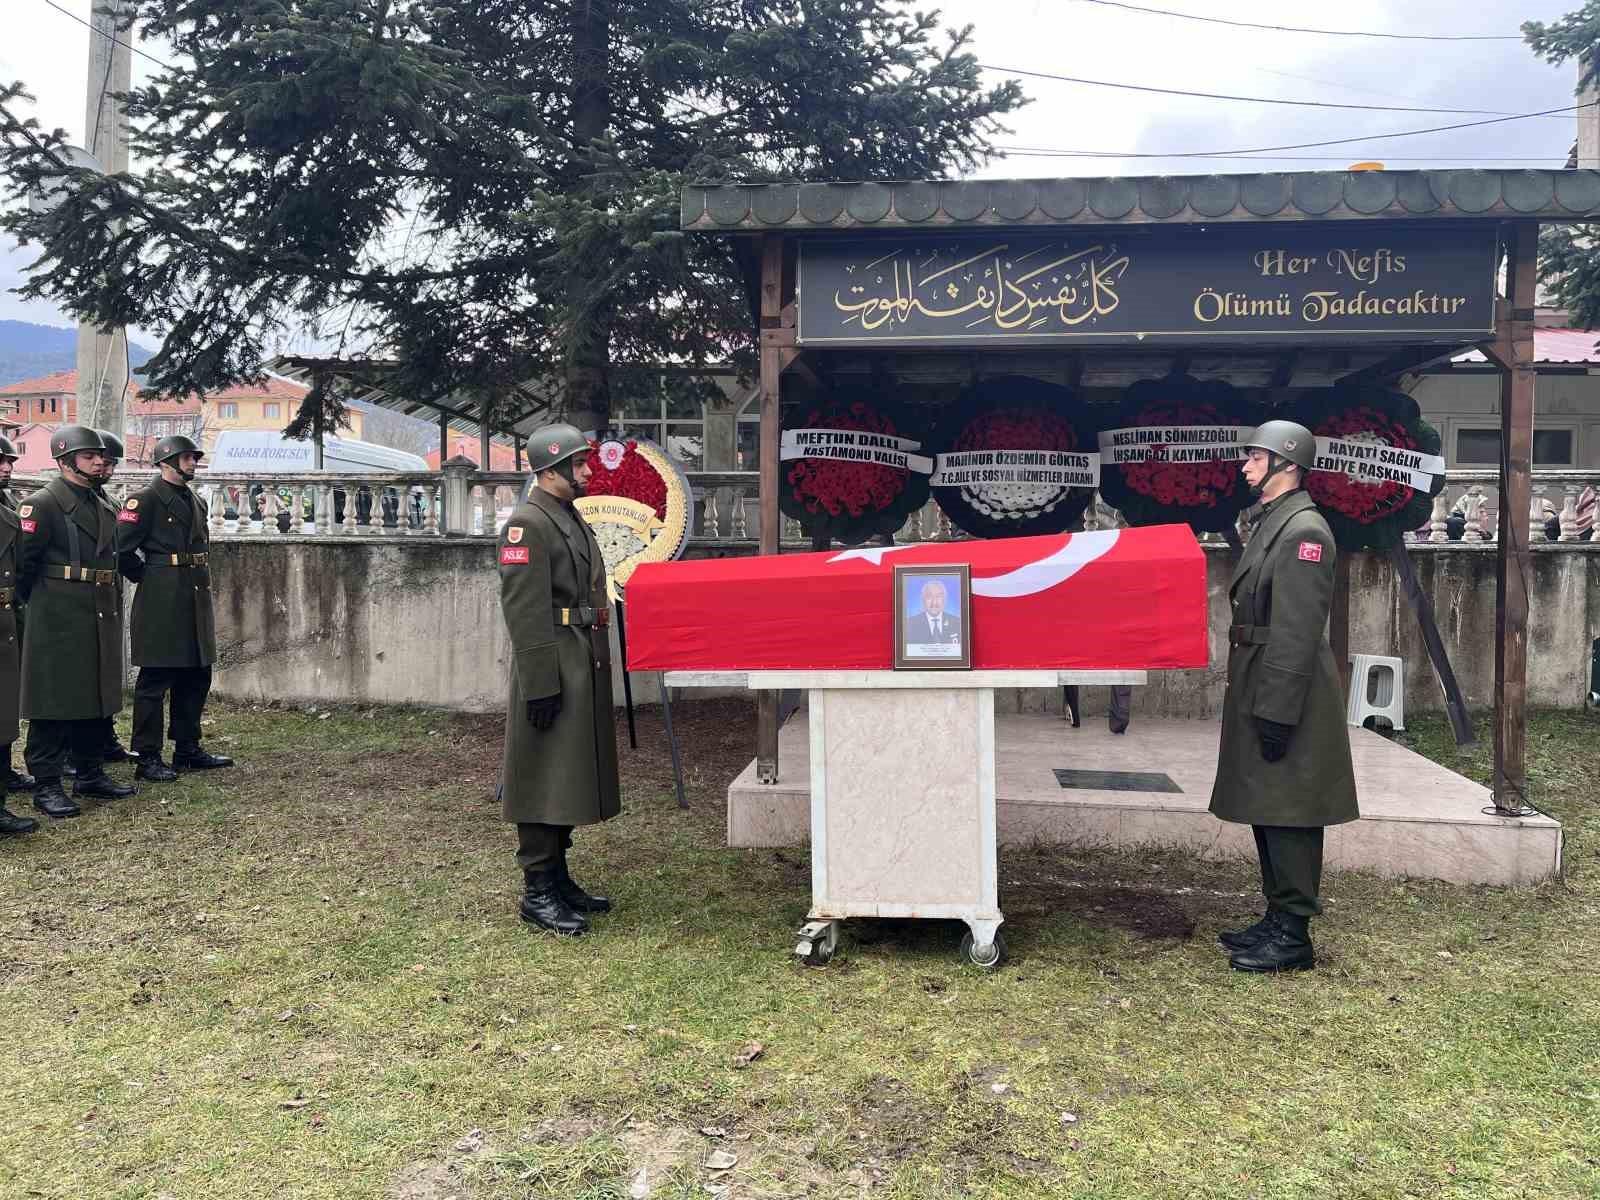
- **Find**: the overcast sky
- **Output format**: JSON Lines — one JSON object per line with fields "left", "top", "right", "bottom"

{"left": 0, "top": 0, "right": 1585, "bottom": 334}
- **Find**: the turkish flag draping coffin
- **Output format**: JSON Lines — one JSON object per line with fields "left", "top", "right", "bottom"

{"left": 625, "top": 524, "right": 1208, "bottom": 672}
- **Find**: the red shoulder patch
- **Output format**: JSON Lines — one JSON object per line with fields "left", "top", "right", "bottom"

{"left": 1297, "top": 541, "right": 1324, "bottom": 563}
{"left": 19, "top": 519, "right": 36, "bottom": 533}
{"left": 117, "top": 509, "right": 140, "bottom": 524}
{"left": 500, "top": 546, "right": 530, "bottom": 565}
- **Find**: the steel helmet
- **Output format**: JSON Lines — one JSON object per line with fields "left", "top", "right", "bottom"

{"left": 95, "top": 429, "right": 125, "bottom": 461}
{"left": 50, "top": 425, "right": 106, "bottom": 461}
{"left": 0, "top": 434, "right": 17, "bottom": 461}
{"left": 1243, "top": 420, "right": 1317, "bottom": 473}
{"left": 525, "top": 423, "right": 591, "bottom": 473}
{"left": 153, "top": 433, "right": 204, "bottom": 466}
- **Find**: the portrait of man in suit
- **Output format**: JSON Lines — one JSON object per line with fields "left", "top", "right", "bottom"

{"left": 900, "top": 573, "right": 965, "bottom": 661}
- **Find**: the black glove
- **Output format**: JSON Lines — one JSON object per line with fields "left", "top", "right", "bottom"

{"left": 527, "top": 695, "right": 562, "bottom": 731}
{"left": 1255, "top": 717, "right": 1293, "bottom": 763}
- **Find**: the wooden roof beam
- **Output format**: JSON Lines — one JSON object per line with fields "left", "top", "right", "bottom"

{"left": 1336, "top": 344, "right": 1469, "bottom": 388}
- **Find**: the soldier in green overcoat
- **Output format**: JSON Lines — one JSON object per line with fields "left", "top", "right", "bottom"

{"left": 498, "top": 423, "right": 620, "bottom": 936}
{"left": 116, "top": 435, "right": 231, "bottom": 780}
{"left": 17, "top": 426, "right": 136, "bottom": 818}
{"left": 84, "top": 430, "right": 138, "bottom": 768}
{"left": 0, "top": 433, "right": 35, "bottom": 796}
{"left": 0, "top": 504, "right": 37, "bottom": 837}
{"left": 1210, "top": 420, "right": 1358, "bottom": 973}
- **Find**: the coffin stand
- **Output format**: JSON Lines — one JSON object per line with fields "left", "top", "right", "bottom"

{"left": 665, "top": 667, "right": 1145, "bottom": 968}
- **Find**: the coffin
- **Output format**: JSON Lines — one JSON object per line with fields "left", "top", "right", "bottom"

{"left": 625, "top": 525, "right": 1208, "bottom": 672}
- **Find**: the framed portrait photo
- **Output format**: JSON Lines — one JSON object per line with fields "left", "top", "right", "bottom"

{"left": 893, "top": 563, "right": 972, "bottom": 670}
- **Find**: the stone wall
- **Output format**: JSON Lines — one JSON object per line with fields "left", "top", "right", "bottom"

{"left": 205, "top": 538, "right": 1600, "bottom": 717}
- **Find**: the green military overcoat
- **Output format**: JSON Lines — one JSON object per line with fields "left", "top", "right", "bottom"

{"left": 0, "top": 507, "right": 22, "bottom": 745}
{"left": 17, "top": 478, "right": 123, "bottom": 720}
{"left": 116, "top": 479, "right": 217, "bottom": 668}
{"left": 497, "top": 486, "right": 621, "bottom": 826}
{"left": 1210, "top": 489, "right": 1359, "bottom": 828}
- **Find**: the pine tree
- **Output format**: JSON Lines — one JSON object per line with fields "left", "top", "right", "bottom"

{"left": 0, "top": 2, "right": 1023, "bottom": 433}
{"left": 1525, "top": 4, "right": 1600, "bottom": 324}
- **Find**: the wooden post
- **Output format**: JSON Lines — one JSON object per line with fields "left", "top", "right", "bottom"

{"left": 1483, "top": 222, "right": 1538, "bottom": 813}
{"left": 756, "top": 234, "right": 785, "bottom": 784}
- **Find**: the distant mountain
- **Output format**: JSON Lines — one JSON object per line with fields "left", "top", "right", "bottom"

{"left": 0, "top": 320, "right": 155, "bottom": 387}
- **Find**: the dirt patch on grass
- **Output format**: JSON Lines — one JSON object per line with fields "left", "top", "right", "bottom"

{"left": 850, "top": 1075, "right": 938, "bottom": 1161}
{"left": 389, "top": 1159, "right": 469, "bottom": 1200}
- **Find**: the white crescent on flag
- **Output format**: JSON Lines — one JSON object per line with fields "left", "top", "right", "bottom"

{"left": 827, "top": 529, "right": 1120, "bottom": 598}
{"left": 970, "top": 529, "right": 1120, "bottom": 598}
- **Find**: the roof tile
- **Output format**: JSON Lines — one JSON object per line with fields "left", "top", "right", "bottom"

{"left": 680, "top": 169, "right": 1600, "bottom": 231}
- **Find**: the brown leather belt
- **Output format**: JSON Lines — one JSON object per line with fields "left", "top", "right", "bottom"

{"left": 1228, "top": 623, "right": 1270, "bottom": 647}
{"left": 45, "top": 565, "right": 117, "bottom": 585}
{"left": 149, "top": 552, "right": 208, "bottom": 567}
{"left": 557, "top": 606, "right": 609, "bottom": 628}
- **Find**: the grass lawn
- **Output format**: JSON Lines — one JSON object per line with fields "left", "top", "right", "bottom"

{"left": 1, "top": 699, "right": 1597, "bottom": 1200}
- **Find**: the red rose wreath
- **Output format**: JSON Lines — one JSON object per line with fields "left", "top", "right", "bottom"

{"left": 1286, "top": 388, "right": 1445, "bottom": 552}
{"left": 583, "top": 437, "right": 670, "bottom": 517}
{"left": 779, "top": 395, "right": 931, "bottom": 545}
{"left": 1097, "top": 375, "right": 1263, "bottom": 534}
{"left": 928, "top": 375, "right": 1098, "bottom": 538}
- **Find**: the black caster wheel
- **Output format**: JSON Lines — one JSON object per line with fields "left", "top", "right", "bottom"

{"left": 960, "top": 930, "right": 1006, "bottom": 971}
{"left": 795, "top": 920, "right": 838, "bottom": 966}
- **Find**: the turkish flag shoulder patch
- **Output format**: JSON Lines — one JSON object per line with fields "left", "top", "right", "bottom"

{"left": 1297, "top": 541, "right": 1324, "bottom": 563}
{"left": 500, "top": 546, "right": 530, "bottom": 565}
{"left": 19, "top": 519, "right": 36, "bottom": 533}
{"left": 117, "top": 509, "right": 140, "bottom": 524}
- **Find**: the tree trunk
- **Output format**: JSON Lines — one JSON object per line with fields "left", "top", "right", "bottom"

{"left": 564, "top": 0, "right": 613, "bottom": 434}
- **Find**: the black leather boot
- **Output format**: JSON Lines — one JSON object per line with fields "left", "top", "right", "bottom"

{"left": 1218, "top": 910, "right": 1277, "bottom": 952}
{"left": 74, "top": 772, "right": 137, "bottom": 800}
{"left": 135, "top": 758, "right": 179, "bottom": 783}
{"left": 0, "top": 802, "right": 38, "bottom": 835}
{"left": 1230, "top": 912, "right": 1315, "bottom": 973}
{"left": 32, "top": 782, "right": 80, "bottom": 819}
{"left": 519, "top": 869, "right": 588, "bottom": 936}
{"left": 555, "top": 855, "right": 612, "bottom": 914}
{"left": 173, "top": 747, "right": 234, "bottom": 770}
{"left": 4, "top": 767, "right": 36, "bottom": 791}
{"left": 103, "top": 742, "right": 136, "bottom": 764}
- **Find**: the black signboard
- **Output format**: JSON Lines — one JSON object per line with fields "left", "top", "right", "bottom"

{"left": 796, "top": 225, "right": 1497, "bottom": 347}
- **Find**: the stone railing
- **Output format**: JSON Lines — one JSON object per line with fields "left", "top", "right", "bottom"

{"left": 9, "top": 461, "right": 522, "bottom": 538}
{"left": 9, "top": 465, "right": 1596, "bottom": 547}
{"left": 1419, "top": 470, "right": 1598, "bottom": 544}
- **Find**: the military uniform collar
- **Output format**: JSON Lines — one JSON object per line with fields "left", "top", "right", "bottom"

{"left": 52, "top": 476, "right": 98, "bottom": 508}
{"left": 1247, "top": 488, "right": 1309, "bottom": 526}
{"left": 525, "top": 485, "right": 577, "bottom": 519}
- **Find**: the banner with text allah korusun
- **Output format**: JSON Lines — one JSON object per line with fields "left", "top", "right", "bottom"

{"left": 797, "top": 227, "right": 1496, "bottom": 347}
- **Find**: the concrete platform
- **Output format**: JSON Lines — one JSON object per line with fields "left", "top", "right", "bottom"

{"left": 727, "top": 713, "right": 1562, "bottom": 886}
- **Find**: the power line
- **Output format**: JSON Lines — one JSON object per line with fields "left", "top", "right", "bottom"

{"left": 1064, "top": 0, "right": 1521, "bottom": 41}
{"left": 978, "top": 64, "right": 1562, "bottom": 117}
{"left": 996, "top": 151, "right": 1569, "bottom": 163}
{"left": 988, "top": 101, "right": 1590, "bottom": 159}
{"left": 39, "top": 0, "right": 175, "bottom": 70}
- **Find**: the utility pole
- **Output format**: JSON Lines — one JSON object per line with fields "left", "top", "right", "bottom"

{"left": 1581, "top": 54, "right": 1600, "bottom": 169}
{"left": 76, "top": 0, "right": 133, "bottom": 439}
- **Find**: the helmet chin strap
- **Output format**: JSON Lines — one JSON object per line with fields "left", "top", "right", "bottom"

{"left": 553, "top": 456, "right": 585, "bottom": 495}
{"left": 1250, "top": 452, "right": 1297, "bottom": 498}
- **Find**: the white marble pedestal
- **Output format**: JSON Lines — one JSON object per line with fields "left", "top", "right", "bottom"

{"left": 664, "top": 668, "right": 1144, "bottom": 968}
{"left": 732, "top": 670, "right": 1128, "bottom": 968}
